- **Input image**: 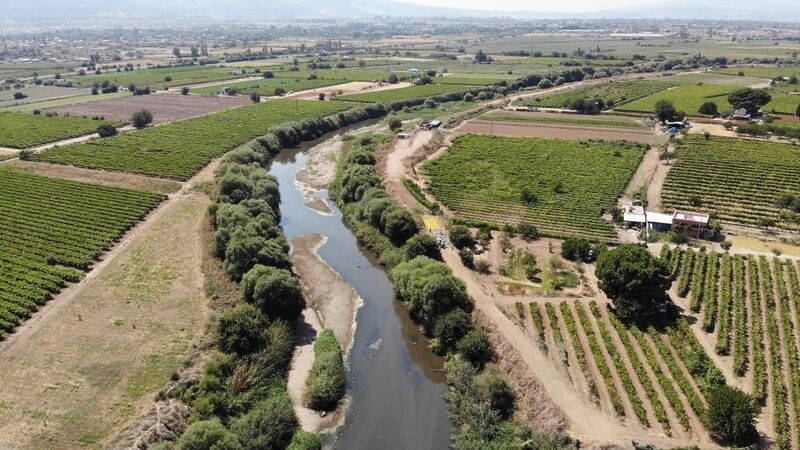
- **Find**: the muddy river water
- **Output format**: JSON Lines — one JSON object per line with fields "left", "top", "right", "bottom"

{"left": 269, "top": 134, "right": 451, "bottom": 449}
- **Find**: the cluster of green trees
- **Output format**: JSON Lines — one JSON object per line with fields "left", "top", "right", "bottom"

{"left": 157, "top": 147, "right": 318, "bottom": 449}
{"left": 304, "top": 330, "right": 345, "bottom": 411}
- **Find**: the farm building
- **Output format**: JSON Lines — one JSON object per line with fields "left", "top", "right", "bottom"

{"left": 731, "top": 108, "right": 751, "bottom": 120}
{"left": 623, "top": 203, "right": 709, "bottom": 236}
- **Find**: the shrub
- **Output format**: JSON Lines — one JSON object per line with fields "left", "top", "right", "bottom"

{"left": 457, "top": 329, "right": 493, "bottom": 368}
{"left": 287, "top": 430, "right": 321, "bottom": 450}
{"left": 231, "top": 394, "right": 297, "bottom": 450}
{"left": 263, "top": 71, "right": 274, "bottom": 78}
{"left": 381, "top": 207, "right": 418, "bottom": 245}
{"left": 474, "top": 367, "right": 515, "bottom": 419}
{"left": 449, "top": 224, "right": 474, "bottom": 249}
{"left": 13, "top": 92, "right": 26, "bottom": 100}
{"left": 305, "top": 330, "right": 346, "bottom": 411}
{"left": 538, "top": 79, "right": 553, "bottom": 89}
{"left": 241, "top": 265, "right": 305, "bottom": 321}
{"left": 561, "top": 237, "right": 591, "bottom": 261}
{"left": 707, "top": 385, "right": 758, "bottom": 446}
{"left": 131, "top": 109, "right": 154, "bottom": 128}
{"left": 96, "top": 123, "right": 117, "bottom": 138}
{"left": 249, "top": 92, "right": 261, "bottom": 103}
{"left": 181, "top": 86, "right": 190, "bottom": 95}
{"left": 216, "top": 304, "right": 266, "bottom": 356}
{"left": 463, "top": 93, "right": 474, "bottom": 102}
{"left": 388, "top": 117, "right": 402, "bottom": 131}
{"left": 176, "top": 418, "right": 241, "bottom": 450}
{"left": 654, "top": 99, "right": 680, "bottom": 122}
{"left": 698, "top": 101, "right": 719, "bottom": 116}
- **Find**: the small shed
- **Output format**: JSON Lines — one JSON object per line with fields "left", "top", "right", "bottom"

{"left": 647, "top": 212, "right": 674, "bottom": 233}
{"left": 732, "top": 108, "right": 750, "bottom": 120}
{"left": 672, "top": 210, "right": 709, "bottom": 237}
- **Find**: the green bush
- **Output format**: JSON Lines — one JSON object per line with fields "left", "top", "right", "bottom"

{"left": 216, "top": 304, "right": 266, "bottom": 356}
{"left": 176, "top": 418, "right": 242, "bottom": 450}
{"left": 305, "top": 329, "right": 346, "bottom": 411}
{"left": 474, "top": 366, "right": 516, "bottom": 419}
{"left": 231, "top": 394, "right": 297, "bottom": 450}
{"left": 287, "top": 430, "right": 321, "bottom": 450}
{"left": 403, "top": 233, "right": 442, "bottom": 261}
{"left": 707, "top": 385, "right": 758, "bottom": 446}
{"left": 457, "top": 329, "right": 493, "bottom": 368}
{"left": 561, "top": 237, "right": 591, "bottom": 261}
{"left": 432, "top": 309, "right": 473, "bottom": 355}
{"left": 449, "top": 224, "right": 474, "bottom": 249}
{"left": 241, "top": 265, "right": 305, "bottom": 321}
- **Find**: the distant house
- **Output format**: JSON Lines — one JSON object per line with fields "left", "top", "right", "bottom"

{"left": 732, "top": 108, "right": 751, "bottom": 120}
{"left": 230, "top": 68, "right": 244, "bottom": 76}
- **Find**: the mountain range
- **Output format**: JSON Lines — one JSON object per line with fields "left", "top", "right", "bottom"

{"left": 3, "top": 0, "right": 799, "bottom": 22}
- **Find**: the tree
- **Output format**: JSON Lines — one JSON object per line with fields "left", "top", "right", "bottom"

{"left": 654, "top": 99, "right": 680, "bottom": 122}
{"left": 404, "top": 233, "right": 442, "bottom": 260}
{"left": 13, "top": 92, "right": 26, "bottom": 100}
{"left": 698, "top": 101, "right": 719, "bottom": 116}
{"left": 388, "top": 117, "right": 403, "bottom": 132}
{"left": 318, "top": 92, "right": 325, "bottom": 101}
{"left": 595, "top": 245, "right": 671, "bottom": 322}
{"left": 131, "top": 109, "right": 153, "bottom": 128}
{"left": 475, "top": 49, "right": 488, "bottom": 63}
{"left": 457, "top": 329, "right": 492, "bottom": 368}
{"left": 181, "top": 86, "right": 190, "bottom": 95}
{"left": 217, "top": 303, "right": 266, "bottom": 356}
{"left": 707, "top": 385, "right": 758, "bottom": 446}
{"left": 172, "top": 46, "right": 181, "bottom": 58}
{"left": 381, "top": 207, "right": 418, "bottom": 245}
{"left": 727, "top": 88, "right": 772, "bottom": 115}
{"left": 537, "top": 78, "right": 553, "bottom": 89}
{"left": 449, "top": 224, "right": 474, "bottom": 249}
{"left": 387, "top": 73, "right": 399, "bottom": 84}
{"left": 231, "top": 395, "right": 297, "bottom": 450}
{"left": 305, "top": 329, "right": 345, "bottom": 411}
{"left": 561, "top": 237, "right": 592, "bottom": 261}
{"left": 241, "top": 265, "right": 305, "bottom": 321}
{"left": 249, "top": 92, "right": 261, "bottom": 103}
{"left": 96, "top": 123, "right": 117, "bottom": 138}
{"left": 516, "top": 222, "right": 538, "bottom": 240}
{"left": 432, "top": 309, "right": 472, "bottom": 355}
{"left": 176, "top": 418, "right": 242, "bottom": 450}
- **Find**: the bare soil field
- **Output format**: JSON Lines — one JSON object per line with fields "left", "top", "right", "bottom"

{"left": 0, "top": 194, "right": 210, "bottom": 449}
{"left": 2, "top": 160, "right": 182, "bottom": 194}
{"left": 286, "top": 81, "right": 412, "bottom": 100}
{"left": 44, "top": 92, "right": 249, "bottom": 124}
{"left": 455, "top": 119, "right": 656, "bottom": 144}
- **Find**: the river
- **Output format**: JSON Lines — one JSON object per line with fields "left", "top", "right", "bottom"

{"left": 269, "top": 133, "right": 451, "bottom": 449}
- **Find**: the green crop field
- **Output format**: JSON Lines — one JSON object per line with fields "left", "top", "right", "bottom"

{"left": 0, "top": 112, "right": 121, "bottom": 148}
{"left": 481, "top": 111, "right": 649, "bottom": 129}
{"left": 193, "top": 77, "right": 342, "bottom": 96}
{"left": 435, "top": 76, "right": 500, "bottom": 86}
{"left": 0, "top": 85, "right": 90, "bottom": 108}
{"left": 422, "top": 134, "right": 646, "bottom": 241}
{"left": 714, "top": 66, "right": 800, "bottom": 80}
{"left": 662, "top": 134, "right": 800, "bottom": 230}
{"left": 68, "top": 65, "right": 243, "bottom": 88}
{"left": 338, "top": 83, "right": 480, "bottom": 103}
{"left": 518, "top": 79, "right": 672, "bottom": 109}
{"left": 269, "top": 69, "right": 399, "bottom": 82}
{"left": 31, "top": 99, "right": 359, "bottom": 180}
{"left": 0, "top": 168, "right": 165, "bottom": 339}
{"left": 620, "top": 84, "right": 738, "bottom": 114}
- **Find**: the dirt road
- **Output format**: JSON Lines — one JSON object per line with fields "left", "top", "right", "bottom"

{"left": 378, "top": 129, "right": 435, "bottom": 211}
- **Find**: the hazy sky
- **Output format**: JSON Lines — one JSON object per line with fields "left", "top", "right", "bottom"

{"left": 400, "top": 0, "right": 655, "bottom": 12}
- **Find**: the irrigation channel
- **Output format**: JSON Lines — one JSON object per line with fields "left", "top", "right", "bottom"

{"left": 269, "top": 129, "right": 451, "bottom": 449}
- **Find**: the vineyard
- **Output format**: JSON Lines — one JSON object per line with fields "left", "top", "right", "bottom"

{"left": 619, "top": 84, "right": 737, "bottom": 114}
{"left": 0, "top": 168, "right": 165, "bottom": 339}
{"left": 193, "top": 77, "right": 342, "bottom": 96}
{"left": 0, "top": 112, "right": 120, "bottom": 149}
{"left": 68, "top": 65, "right": 243, "bottom": 88}
{"left": 515, "top": 299, "right": 722, "bottom": 438}
{"left": 665, "top": 245, "right": 800, "bottom": 449}
{"left": 517, "top": 79, "right": 672, "bottom": 109}
{"left": 337, "top": 83, "right": 480, "bottom": 103}
{"left": 422, "top": 135, "right": 646, "bottom": 241}
{"left": 480, "top": 111, "right": 649, "bottom": 129}
{"left": 661, "top": 134, "right": 800, "bottom": 230}
{"left": 31, "top": 99, "right": 358, "bottom": 180}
